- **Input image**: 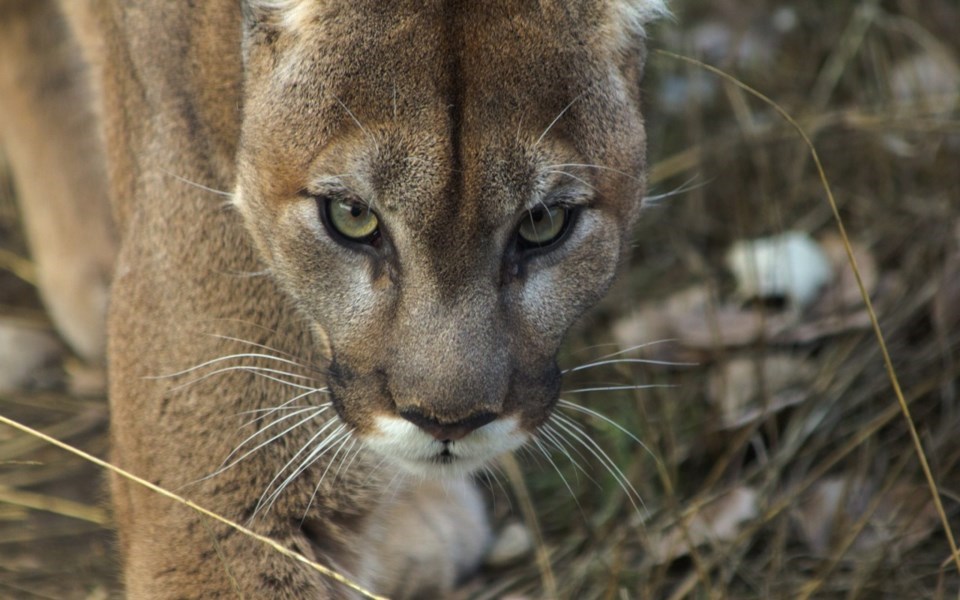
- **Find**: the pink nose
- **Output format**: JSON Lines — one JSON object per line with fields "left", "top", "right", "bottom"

{"left": 398, "top": 409, "right": 498, "bottom": 442}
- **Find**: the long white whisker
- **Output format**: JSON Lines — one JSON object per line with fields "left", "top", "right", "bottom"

{"left": 167, "top": 366, "right": 324, "bottom": 394}
{"left": 551, "top": 414, "right": 645, "bottom": 515}
{"left": 590, "top": 339, "right": 681, "bottom": 362}
{"left": 535, "top": 94, "right": 584, "bottom": 146}
{"left": 557, "top": 399, "right": 659, "bottom": 465}
{"left": 531, "top": 437, "right": 583, "bottom": 513}
{"left": 643, "top": 174, "right": 710, "bottom": 204}
{"left": 564, "top": 357, "right": 696, "bottom": 373}
{"left": 301, "top": 433, "right": 357, "bottom": 521}
{"left": 239, "top": 394, "right": 330, "bottom": 428}
{"left": 544, "top": 170, "right": 599, "bottom": 193}
{"left": 161, "top": 169, "right": 234, "bottom": 198}
{"left": 198, "top": 407, "right": 329, "bottom": 483}
{"left": 228, "top": 405, "right": 331, "bottom": 460}
{"left": 255, "top": 423, "right": 347, "bottom": 516}
{"left": 545, "top": 162, "right": 642, "bottom": 183}
{"left": 205, "top": 334, "right": 324, "bottom": 368}
{"left": 148, "top": 353, "right": 319, "bottom": 380}
{"left": 332, "top": 95, "right": 380, "bottom": 155}
{"left": 562, "top": 384, "right": 675, "bottom": 394}
{"left": 539, "top": 423, "right": 595, "bottom": 485}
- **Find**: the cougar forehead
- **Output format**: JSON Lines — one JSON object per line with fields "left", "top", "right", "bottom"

{"left": 234, "top": 0, "right": 664, "bottom": 475}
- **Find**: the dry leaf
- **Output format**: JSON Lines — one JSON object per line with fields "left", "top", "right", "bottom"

{"left": 815, "top": 233, "right": 879, "bottom": 312}
{"left": 932, "top": 219, "right": 960, "bottom": 337}
{"left": 707, "top": 355, "right": 814, "bottom": 429}
{"left": 648, "top": 486, "right": 758, "bottom": 564}
{"left": 794, "top": 477, "right": 939, "bottom": 559}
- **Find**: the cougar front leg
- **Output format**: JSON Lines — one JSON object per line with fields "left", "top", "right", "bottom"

{"left": 0, "top": 0, "right": 116, "bottom": 362}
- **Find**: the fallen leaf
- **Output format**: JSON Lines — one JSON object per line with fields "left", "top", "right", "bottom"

{"left": 794, "top": 476, "right": 939, "bottom": 559}
{"left": 648, "top": 486, "right": 758, "bottom": 564}
{"left": 815, "top": 233, "right": 879, "bottom": 312}
{"left": 707, "top": 355, "right": 814, "bottom": 429}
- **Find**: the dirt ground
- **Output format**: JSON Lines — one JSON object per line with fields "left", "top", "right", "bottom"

{"left": 1, "top": 1, "right": 959, "bottom": 598}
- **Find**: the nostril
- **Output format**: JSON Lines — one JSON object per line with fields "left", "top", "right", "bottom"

{"left": 398, "top": 409, "right": 498, "bottom": 442}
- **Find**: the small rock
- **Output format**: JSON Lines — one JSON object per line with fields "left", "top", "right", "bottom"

{"left": 484, "top": 521, "right": 533, "bottom": 568}
{"left": 726, "top": 231, "right": 833, "bottom": 309}
{"left": 0, "top": 321, "right": 62, "bottom": 392}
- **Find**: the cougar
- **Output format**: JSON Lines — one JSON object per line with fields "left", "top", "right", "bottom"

{"left": 0, "top": 0, "right": 666, "bottom": 597}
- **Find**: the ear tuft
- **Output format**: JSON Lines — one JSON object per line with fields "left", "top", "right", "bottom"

{"left": 243, "top": 0, "right": 319, "bottom": 30}
{"left": 610, "top": 0, "right": 671, "bottom": 38}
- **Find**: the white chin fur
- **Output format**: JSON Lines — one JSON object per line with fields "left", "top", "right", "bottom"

{"left": 364, "top": 416, "right": 528, "bottom": 478}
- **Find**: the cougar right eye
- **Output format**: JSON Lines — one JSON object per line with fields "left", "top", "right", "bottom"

{"left": 321, "top": 197, "right": 381, "bottom": 246}
{"left": 516, "top": 205, "right": 574, "bottom": 252}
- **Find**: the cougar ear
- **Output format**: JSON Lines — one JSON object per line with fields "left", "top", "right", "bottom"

{"left": 241, "top": 0, "right": 318, "bottom": 31}
{"left": 603, "top": 0, "right": 670, "bottom": 83}
{"left": 608, "top": 0, "right": 671, "bottom": 40}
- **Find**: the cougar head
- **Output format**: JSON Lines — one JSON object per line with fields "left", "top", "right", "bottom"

{"left": 233, "top": 0, "right": 666, "bottom": 476}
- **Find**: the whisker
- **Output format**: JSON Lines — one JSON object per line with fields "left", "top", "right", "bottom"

{"left": 643, "top": 174, "right": 710, "bottom": 205}
{"left": 564, "top": 357, "right": 696, "bottom": 373}
{"left": 531, "top": 437, "right": 583, "bottom": 513}
{"left": 543, "top": 170, "right": 599, "bottom": 193}
{"left": 535, "top": 93, "right": 584, "bottom": 146}
{"left": 332, "top": 95, "right": 380, "bottom": 155}
{"left": 539, "top": 423, "right": 595, "bottom": 485}
{"left": 475, "top": 464, "right": 513, "bottom": 511}
{"left": 544, "top": 162, "right": 642, "bottom": 183}
{"left": 301, "top": 433, "right": 357, "bottom": 521}
{"left": 557, "top": 399, "right": 659, "bottom": 465}
{"left": 562, "top": 384, "right": 676, "bottom": 394}
{"left": 147, "top": 352, "right": 319, "bottom": 380}
{"left": 550, "top": 413, "right": 646, "bottom": 516}
{"left": 160, "top": 168, "right": 235, "bottom": 198}
{"left": 588, "top": 339, "right": 681, "bottom": 363}
{"left": 205, "top": 334, "right": 327, "bottom": 370}
{"left": 167, "top": 366, "right": 325, "bottom": 394}
{"left": 255, "top": 423, "right": 348, "bottom": 516}
{"left": 198, "top": 406, "right": 330, "bottom": 482}
{"left": 239, "top": 393, "right": 330, "bottom": 428}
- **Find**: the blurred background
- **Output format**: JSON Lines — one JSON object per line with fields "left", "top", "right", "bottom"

{"left": 1, "top": 0, "right": 958, "bottom": 598}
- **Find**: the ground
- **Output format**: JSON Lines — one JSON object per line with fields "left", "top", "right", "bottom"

{"left": 1, "top": 1, "right": 959, "bottom": 598}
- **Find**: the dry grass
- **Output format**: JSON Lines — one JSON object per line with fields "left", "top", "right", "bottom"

{"left": 1, "top": 1, "right": 958, "bottom": 598}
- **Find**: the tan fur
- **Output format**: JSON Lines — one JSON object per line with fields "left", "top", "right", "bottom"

{"left": 0, "top": 0, "right": 664, "bottom": 597}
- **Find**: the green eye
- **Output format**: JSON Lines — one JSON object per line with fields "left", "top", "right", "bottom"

{"left": 327, "top": 199, "right": 379, "bottom": 242}
{"left": 517, "top": 205, "right": 569, "bottom": 248}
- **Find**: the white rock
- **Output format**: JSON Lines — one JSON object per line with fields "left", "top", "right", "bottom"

{"left": 0, "top": 321, "right": 61, "bottom": 392}
{"left": 725, "top": 231, "right": 833, "bottom": 309}
{"left": 484, "top": 521, "right": 533, "bottom": 568}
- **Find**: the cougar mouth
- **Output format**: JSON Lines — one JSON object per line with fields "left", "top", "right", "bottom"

{"left": 363, "top": 415, "right": 528, "bottom": 477}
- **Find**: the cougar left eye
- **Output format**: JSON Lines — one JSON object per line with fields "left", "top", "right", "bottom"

{"left": 517, "top": 205, "right": 571, "bottom": 250}
{"left": 325, "top": 198, "right": 380, "bottom": 244}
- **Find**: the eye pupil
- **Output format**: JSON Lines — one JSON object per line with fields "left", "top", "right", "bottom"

{"left": 324, "top": 197, "right": 380, "bottom": 244}
{"left": 516, "top": 205, "right": 572, "bottom": 250}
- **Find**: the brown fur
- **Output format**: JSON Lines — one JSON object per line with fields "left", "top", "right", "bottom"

{"left": 0, "top": 0, "right": 664, "bottom": 597}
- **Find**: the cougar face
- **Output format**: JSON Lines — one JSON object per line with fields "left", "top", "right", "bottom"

{"left": 234, "top": 1, "right": 653, "bottom": 477}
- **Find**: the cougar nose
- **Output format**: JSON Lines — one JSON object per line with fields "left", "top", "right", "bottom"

{"left": 398, "top": 409, "right": 498, "bottom": 442}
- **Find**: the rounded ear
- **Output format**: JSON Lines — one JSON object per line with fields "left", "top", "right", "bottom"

{"left": 606, "top": 0, "right": 670, "bottom": 59}
{"left": 241, "top": 0, "right": 317, "bottom": 30}
{"left": 604, "top": 1, "right": 670, "bottom": 91}
{"left": 609, "top": 0, "right": 671, "bottom": 40}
